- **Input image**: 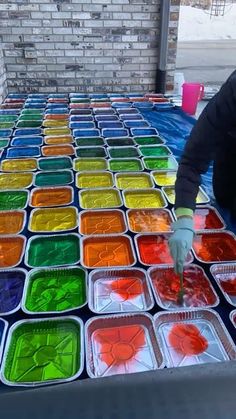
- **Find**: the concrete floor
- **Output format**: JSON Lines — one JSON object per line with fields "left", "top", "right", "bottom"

{"left": 176, "top": 40, "right": 236, "bottom": 86}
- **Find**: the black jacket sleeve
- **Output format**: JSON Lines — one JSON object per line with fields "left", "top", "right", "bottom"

{"left": 175, "top": 70, "right": 236, "bottom": 210}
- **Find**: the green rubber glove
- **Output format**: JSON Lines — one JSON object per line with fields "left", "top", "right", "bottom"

{"left": 168, "top": 217, "right": 194, "bottom": 274}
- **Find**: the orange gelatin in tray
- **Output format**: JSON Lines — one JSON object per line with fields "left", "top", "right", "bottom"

{"left": 168, "top": 324, "right": 208, "bottom": 356}
{"left": 110, "top": 278, "right": 143, "bottom": 300}
{"left": 0, "top": 235, "right": 25, "bottom": 268}
{"left": 30, "top": 187, "right": 72, "bottom": 207}
{"left": 128, "top": 209, "right": 173, "bottom": 233}
{"left": 136, "top": 234, "right": 192, "bottom": 266}
{"left": 44, "top": 135, "right": 73, "bottom": 145}
{"left": 82, "top": 235, "right": 135, "bottom": 268}
{"left": 42, "top": 145, "right": 74, "bottom": 156}
{"left": 193, "top": 232, "right": 236, "bottom": 263}
{"left": 80, "top": 210, "right": 126, "bottom": 235}
{"left": 0, "top": 210, "right": 25, "bottom": 234}
{"left": 44, "top": 114, "right": 69, "bottom": 120}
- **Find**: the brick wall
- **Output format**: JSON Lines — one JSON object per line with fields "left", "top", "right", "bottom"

{"left": 0, "top": 0, "right": 180, "bottom": 94}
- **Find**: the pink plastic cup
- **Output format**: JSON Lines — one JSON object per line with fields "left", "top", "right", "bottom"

{"left": 182, "top": 83, "right": 204, "bottom": 115}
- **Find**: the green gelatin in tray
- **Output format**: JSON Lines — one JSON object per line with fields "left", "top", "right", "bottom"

{"left": 134, "top": 136, "right": 164, "bottom": 146}
{"left": 0, "top": 190, "right": 28, "bottom": 210}
{"left": 0, "top": 139, "right": 9, "bottom": 148}
{"left": 24, "top": 267, "right": 86, "bottom": 313}
{"left": 109, "top": 159, "right": 143, "bottom": 172}
{"left": 26, "top": 234, "right": 80, "bottom": 267}
{"left": 21, "top": 110, "right": 43, "bottom": 116}
{"left": 35, "top": 170, "right": 73, "bottom": 187}
{"left": 75, "top": 137, "right": 104, "bottom": 147}
{"left": 19, "top": 114, "right": 43, "bottom": 121}
{"left": 38, "top": 157, "right": 72, "bottom": 171}
{"left": 143, "top": 156, "right": 178, "bottom": 171}
{"left": 76, "top": 148, "right": 106, "bottom": 158}
{"left": 3, "top": 318, "right": 82, "bottom": 385}
{"left": 109, "top": 147, "right": 139, "bottom": 158}
{"left": 16, "top": 120, "right": 42, "bottom": 128}
{"left": 0, "top": 122, "right": 14, "bottom": 129}
{"left": 140, "top": 145, "right": 171, "bottom": 157}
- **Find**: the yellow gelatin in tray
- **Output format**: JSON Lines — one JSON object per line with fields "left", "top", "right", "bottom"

{"left": 43, "top": 128, "right": 71, "bottom": 136}
{"left": 80, "top": 188, "right": 122, "bottom": 209}
{"left": 44, "top": 135, "right": 73, "bottom": 145}
{"left": 116, "top": 173, "right": 153, "bottom": 189}
{"left": 0, "top": 173, "right": 33, "bottom": 189}
{"left": 123, "top": 189, "right": 166, "bottom": 209}
{"left": 1, "top": 158, "right": 37, "bottom": 172}
{"left": 73, "top": 158, "right": 107, "bottom": 172}
{"left": 76, "top": 172, "right": 113, "bottom": 188}
{"left": 43, "top": 120, "right": 69, "bottom": 128}
{"left": 29, "top": 206, "right": 78, "bottom": 232}
{"left": 152, "top": 171, "right": 177, "bottom": 187}
{"left": 163, "top": 186, "right": 209, "bottom": 205}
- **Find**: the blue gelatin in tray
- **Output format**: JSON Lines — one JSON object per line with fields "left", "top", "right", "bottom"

{"left": 133, "top": 102, "right": 153, "bottom": 109}
{"left": 7, "top": 146, "right": 40, "bottom": 158}
{"left": 7, "top": 94, "right": 27, "bottom": 99}
{"left": 0, "top": 129, "right": 12, "bottom": 137}
{"left": 131, "top": 128, "right": 159, "bottom": 137}
{"left": 95, "top": 115, "right": 119, "bottom": 122}
{"left": 45, "top": 108, "right": 68, "bottom": 114}
{"left": 98, "top": 121, "right": 124, "bottom": 129}
{"left": 28, "top": 94, "right": 47, "bottom": 99}
{"left": 90, "top": 94, "right": 108, "bottom": 99}
{"left": 119, "top": 115, "right": 143, "bottom": 121}
{"left": 93, "top": 109, "right": 115, "bottom": 115}
{"left": 124, "top": 120, "right": 150, "bottom": 128}
{"left": 48, "top": 94, "right": 68, "bottom": 99}
{"left": 24, "top": 104, "right": 46, "bottom": 109}
{"left": 102, "top": 128, "right": 128, "bottom": 138}
{"left": 70, "top": 115, "right": 93, "bottom": 122}
{"left": 73, "top": 129, "right": 100, "bottom": 138}
{"left": 47, "top": 103, "right": 68, "bottom": 109}
{"left": 14, "top": 128, "right": 42, "bottom": 136}
{"left": 70, "top": 122, "right": 95, "bottom": 130}
{"left": 70, "top": 93, "right": 89, "bottom": 98}
{"left": 11, "top": 136, "right": 43, "bottom": 147}
{"left": 111, "top": 102, "right": 132, "bottom": 108}
{"left": 0, "top": 111, "right": 20, "bottom": 115}
{"left": 25, "top": 99, "right": 46, "bottom": 104}
{"left": 70, "top": 109, "right": 92, "bottom": 115}
{"left": 0, "top": 270, "right": 25, "bottom": 315}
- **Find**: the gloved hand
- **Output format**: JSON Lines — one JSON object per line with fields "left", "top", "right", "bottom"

{"left": 168, "top": 217, "right": 194, "bottom": 274}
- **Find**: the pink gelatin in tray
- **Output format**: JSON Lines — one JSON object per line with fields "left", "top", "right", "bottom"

{"left": 136, "top": 234, "right": 193, "bottom": 266}
{"left": 193, "top": 206, "right": 225, "bottom": 231}
{"left": 193, "top": 231, "right": 236, "bottom": 263}
{"left": 149, "top": 264, "right": 218, "bottom": 309}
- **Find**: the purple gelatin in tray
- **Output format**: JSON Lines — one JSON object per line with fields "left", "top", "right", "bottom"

{"left": 0, "top": 269, "right": 26, "bottom": 315}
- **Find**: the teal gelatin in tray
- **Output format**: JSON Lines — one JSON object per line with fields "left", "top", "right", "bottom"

{"left": 134, "top": 136, "right": 164, "bottom": 146}
{"left": 34, "top": 170, "right": 73, "bottom": 187}
{"left": 23, "top": 267, "right": 87, "bottom": 314}
{"left": 2, "top": 317, "right": 83, "bottom": 385}
{"left": 76, "top": 147, "right": 106, "bottom": 158}
{"left": 38, "top": 157, "right": 72, "bottom": 171}
{"left": 0, "top": 139, "right": 9, "bottom": 149}
{"left": 0, "top": 190, "right": 28, "bottom": 210}
{"left": 75, "top": 137, "right": 104, "bottom": 147}
{"left": 26, "top": 234, "right": 80, "bottom": 267}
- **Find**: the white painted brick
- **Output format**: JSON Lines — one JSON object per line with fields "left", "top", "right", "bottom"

{"left": 103, "top": 20, "right": 122, "bottom": 27}
{"left": 84, "top": 20, "right": 104, "bottom": 27}
{"left": 0, "top": 4, "right": 18, "bottom": 11}
{"left": 112, "top": 13, "right": 131, "bottom": 19}
{"left": 61, "top": 4, "right": 83, "bottom": 12}
{"left": 19, "top": 4, "right": 39, "bottom": 11}
{"left": 72, "top": 12, "right": 91, "bottom": 19}
{"left": 31, "top": 12, "right": 51, "bottom": 19}
{"left": 65, "top": 50, "right": 84, "bottom": 57}
{"left": 40, "top": 4, "right": 59, "bottom": 12}
{"left": 51, "top": 12, "right": 72, "bottom": 19}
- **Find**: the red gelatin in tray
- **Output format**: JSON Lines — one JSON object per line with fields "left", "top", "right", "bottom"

{"left": 193, "top": 232, "right": 236, "bottom": 263}
{"left": 168, "top": 324, "right": 208, "bottom": 356}
{"left": 136, "top": 234, "right": 193, "bottom": 266}
{"left": 230, "top": 311, "right": 236, "bottom": 327}
{"left": 149, "top": 265, "right": 217, "bottom": 308}
{"left": 193, "top": 207, "right": 225, "bottom": 231}
{"left": 110, "top": 278, "right": 143, "bottom": 300}
{"left": 221, "top": 279, "right": 236, "bottom": 296}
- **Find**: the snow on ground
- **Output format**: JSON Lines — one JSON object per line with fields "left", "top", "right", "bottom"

{"left": 178, "top": 4, "right": 236, "bottom": 41}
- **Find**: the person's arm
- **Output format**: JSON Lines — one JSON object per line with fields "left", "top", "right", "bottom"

{"left": 175, "top": 70, "right": 236, "bottom": 211}
{"left": 169, "top": 70, "right": 236, "bottom": 274}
